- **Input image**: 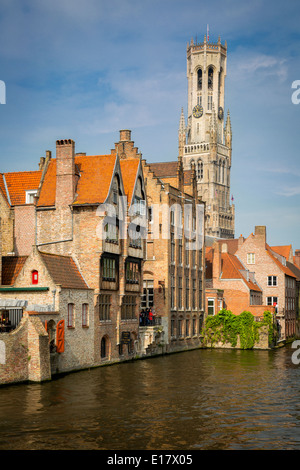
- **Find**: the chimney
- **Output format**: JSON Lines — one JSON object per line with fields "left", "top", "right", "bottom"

{"left": 295, "top": 249, "right": 300, "bottom": 268}
{"left": 238, "top": 234, "right": 244, "bottom": 248}
{"left": 55, "top": 139, "right": 75, "bottom": 207}
{"left": 212, "top": 241, "right": 222, "bottom": 280}
{"left": 254, "top": 226, "right": 266, "bottom": 244}
{"left": 119, "top": 130, "right": 131, "bottom": 142}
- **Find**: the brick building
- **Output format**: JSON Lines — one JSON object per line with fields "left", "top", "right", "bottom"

{"left": 0, "top": 246, "right": 94, "bottom": 376}
{"left": 220, "top": 226, "right": 298, "bottom": 340}
{"left": 34, "top": 134, "right": 146, "bottom": 365}
{"left": 142, "top": 151, "right": 206, "bottom": 353}
{"left": 205, "top": 240, "right": 268, "bottom": 317}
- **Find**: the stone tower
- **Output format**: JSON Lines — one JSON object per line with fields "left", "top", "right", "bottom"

{"left": 180, "top": 34, "right": 235, "bottom": 239}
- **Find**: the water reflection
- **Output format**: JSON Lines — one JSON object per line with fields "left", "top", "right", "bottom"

{"left": 0, "top": 345, "right": 299, "bottom": 450}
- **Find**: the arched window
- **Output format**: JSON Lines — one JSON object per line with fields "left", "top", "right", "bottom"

{"left": 197, "top": 160, "right": 203, "bottom": 180}
{"left": 208, "top": 67, "right": 214, "bottom": 90}
{"left": 101, "top": 336, "right": 107, "bottom": 358}
{"left": 197, "top": 69, "right": 202, "bottom": 90}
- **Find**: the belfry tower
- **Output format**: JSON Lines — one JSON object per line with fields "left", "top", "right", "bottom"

{"left": 180, "top": 35, "right": 235, "bottom": 239}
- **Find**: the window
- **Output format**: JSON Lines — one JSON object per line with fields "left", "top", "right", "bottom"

{"left": 141, "top": 280, "right": 154, "bottom": 309}
{"left": 199, "top": 278, "right": 203, "bottom": 310}
{"left": 197, "top": 160, "right": 203, "bottom": 180}
{"left": 171, "top": 275, "right": 175, "bottom": 309}
{"left": 178, "top": 318, "right": 183, "bottom": 337}
{"left": 171, "top": 232, "right": 175, "bottom": 263}
{"left": 197, "top": 69, "right": 202, "bottom": 90}
{"left": 133, "top": 196, "right": 146, "bottom": 216}
{"left": 207, "top": 94, "right": 213, "bottom": 111}
{"left": 113, "top": 190, "right": 118, "bottom": 204}
{"left": 267, "top": 296, "right": 278, "bottom": 306}
{"left": 102, "top": 257, "right": 116, "bottom": 282}
{"left": 208, "top": 298, "right": 215, "bottom": 315}
{"left": 67, "top": 303, "right": 75, "bottom": 327}
{"left": 121, "top": 295, "right": 136, "bottom": 320}
{"left": 105, "top": 223, "right": 118, "bottom": 243}
{"left": 99, "top": 295, "right": 111, "bottom": 321}
{"left": 247, "top": 253, "right": 255, "bottom": 264}
{"left": 126, "top": 261, "right": 139, "bottom": 284}
{"left": 26, "top": 190, "right": 37, "bottom": 204}
{"left": 192, "top": 279, "right": 196, "bottom": 310}
{"left": 192, "top": 317, "right": 197, "bottom": 335}
{"left": 185, "top": 319, "right": 190, "bottom": 337}
{"left": 186, "top": 278, "right": 190, "bottom": 309}
{"left": 101, "top": 337, "right": 107, "bottom": 358}
{"left": 208, "top": 67, "right": 214, "bottom": 90}
{"left": 179, "top": 238, "right": 183, "bottom": 264}
{"left": 171, "top": 317, "right": 175, "bottom": 337}
{"left": 268, "top": 276, "right": 277, "bottom": 286}
{"left": 178, "top": 277, "right": 183, "bottom": 309}
{"left": 82, "top": 303, "right": 88, "bottom": 327}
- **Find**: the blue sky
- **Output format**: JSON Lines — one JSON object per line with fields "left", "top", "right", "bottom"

{"left": 0, "top": 0, "right": 300, "bottom": 251}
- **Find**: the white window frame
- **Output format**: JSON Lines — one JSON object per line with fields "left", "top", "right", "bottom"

{"left": 208, "top": 298, "right": 215, "bottom": 316}
{"left": 25, "top": 190, "right": 38, "bottom": 204}
{"left": 247, "top": 253, "right": 255, "bottom": 264}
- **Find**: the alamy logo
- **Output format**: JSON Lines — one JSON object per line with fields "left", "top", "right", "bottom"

{"left": 291, "top": 340, "right": 300, "bottom": 365}
{"left": 96, "top": 196, "right": 204, "bottom": 250}
{"left": 291, "top": 80, "right": 300, "bottom": 104}
{"left": 0, "top": 340, "right": 5, "bottom": 364}
{"left": 0, "top": 80, "right": 6, "bottom": 104}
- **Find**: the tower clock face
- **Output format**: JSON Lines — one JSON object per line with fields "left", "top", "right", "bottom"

{"left": 218, "top": 106, "right": 224, "bottom": 120}
{"left": 192, "top": 104, "right": 203, "bottom": 118}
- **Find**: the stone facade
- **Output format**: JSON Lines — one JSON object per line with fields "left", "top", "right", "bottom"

{"left": 180, "top": 36, "right": 235, "bottom": 239}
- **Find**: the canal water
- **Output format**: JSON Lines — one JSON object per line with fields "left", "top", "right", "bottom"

{"left": 0, "top": 344, "right": 299, "bottom": 450}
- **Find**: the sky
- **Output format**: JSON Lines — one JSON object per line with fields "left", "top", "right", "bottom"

{"left": 0, "top": 0, "right": 300, "bottom": 251}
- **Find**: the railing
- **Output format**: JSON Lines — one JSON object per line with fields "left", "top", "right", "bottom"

{"left": 139, "top": 316, "right": 162, "bottom": 327}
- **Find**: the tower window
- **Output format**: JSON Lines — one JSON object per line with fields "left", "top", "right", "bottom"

{"left": 208, "top": 95, "right": 212, "bottom": 111}
{"left": 197, "top": 69, "right": 202, "bottom": 90}
{"left": 208, "top": 67, "right": 214, "bottom": 90}
{"left": 197, "top": 160, "right": 203, "bottom": 180}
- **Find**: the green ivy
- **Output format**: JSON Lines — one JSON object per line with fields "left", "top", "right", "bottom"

{"left": 202, "top": 309, "right": 275, "bottom": 349}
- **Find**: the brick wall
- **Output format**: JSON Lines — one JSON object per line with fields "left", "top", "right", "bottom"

{"left": 0, "top": 315, "right": 51, "bottom": 385}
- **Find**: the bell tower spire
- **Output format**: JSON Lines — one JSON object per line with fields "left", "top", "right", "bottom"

{"left": 182, "top": 34, "right": 235, "bottom": 239}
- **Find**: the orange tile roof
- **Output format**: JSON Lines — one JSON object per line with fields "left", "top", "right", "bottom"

{"left": 271, "top": 245, "right": 292, "bottom": 261}
{"left": 205, "top": 247, "right": 261, "bottom": 292}
{"left": 38, "top": 155, "right": 116, "bottom": 207}
{"left": 266, "top": 244, "right": 296, "bottom": 278}
{"left": 221, "top": 252, "right": 262, "bottom": 292}
{"left": 1, "top": 171, "right": 42, "bottom": 206}
{"left": 2, "top": 256, "right": 28, "bottom": 285}
{"left": 120, "top": 159, "right": 140, "bottom": 206}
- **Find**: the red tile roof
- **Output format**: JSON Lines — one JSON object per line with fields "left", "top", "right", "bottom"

{"left": 37, "top": 155, "right": 116, "bottom": 207}
{"left": 148, "top": 161, "right": 178, "bottom": 178}
{"left": 2, "top": 256, "right": 28, "bottom": 285}
{"left": 1, "top": 171, "right": 42, "bottom": 206}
